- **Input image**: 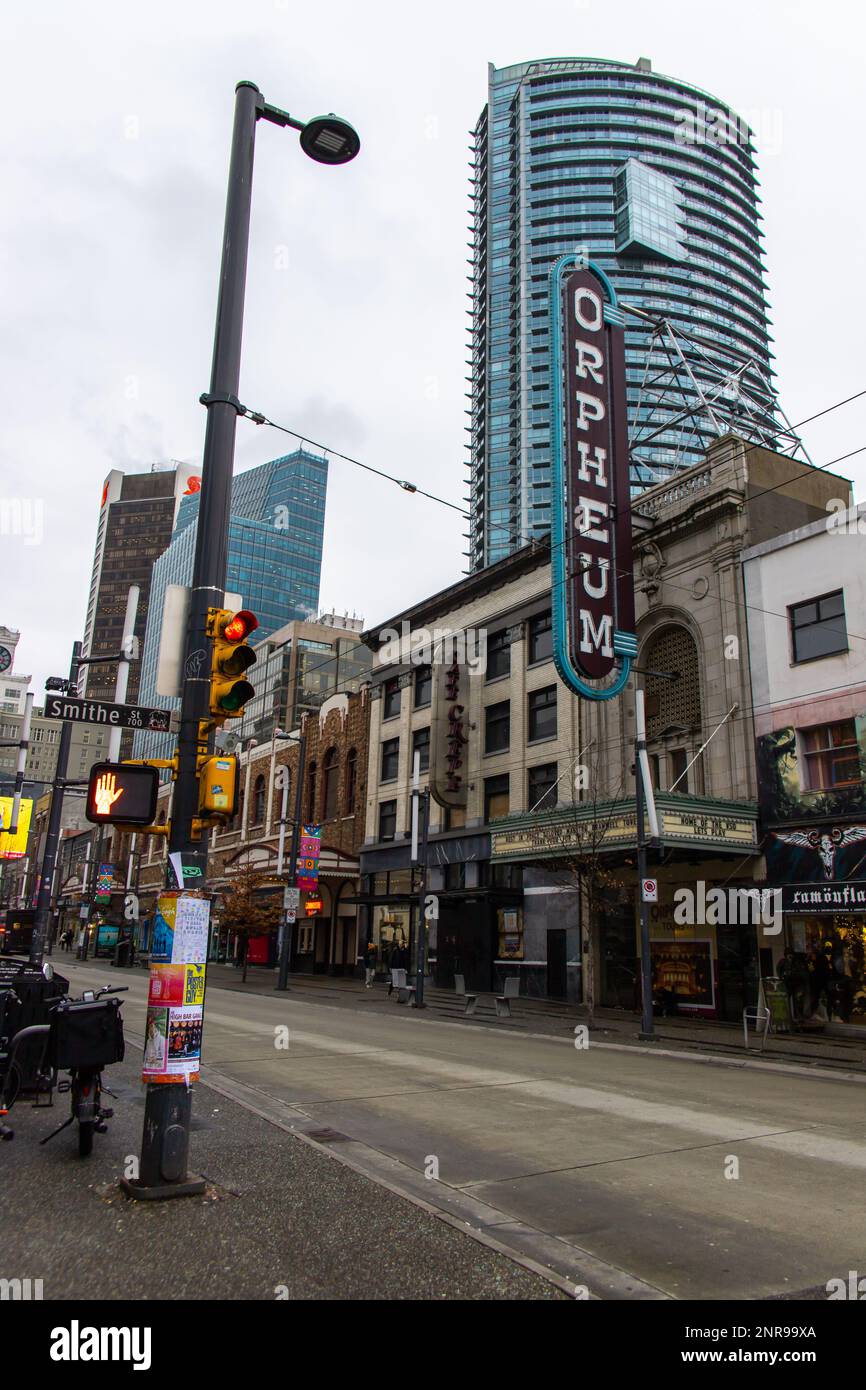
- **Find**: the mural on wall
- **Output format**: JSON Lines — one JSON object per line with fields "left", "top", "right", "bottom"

{"left": 756, "top": 715, "right": 866, "bottom": 826}
{"left": 766, "top": 825, "right": 866, "bottom": 884}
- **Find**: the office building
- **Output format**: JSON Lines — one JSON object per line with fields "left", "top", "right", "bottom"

{"left": 81, "top": 464, "right": 200, "bottom": 701}
{"left": 133, "top": 449, "right": 329, "bottom": 763}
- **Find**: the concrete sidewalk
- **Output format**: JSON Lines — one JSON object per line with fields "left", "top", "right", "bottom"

{"left": 1, "top": 1041, "right": 564, "bottom": 1301}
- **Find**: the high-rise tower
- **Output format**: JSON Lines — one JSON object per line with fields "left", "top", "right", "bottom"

{"left": 468, "top": 57, "right": 794, "bottom": 570}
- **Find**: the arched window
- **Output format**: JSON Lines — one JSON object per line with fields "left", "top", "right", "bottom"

{"left": 322, "top": 747, "right": 339, "bottom": 820}
{"left": 345, "top": 747, "right": 358, "bottom": 814}
{"left": 307, "top": 761, "right": 317, "bottom": 822}
{"left": 643, "top": 626, "right": 701, "bottom": 738}
{"left": 252, "top": 775, "right": 266, "bottom": 826}
{"left": 643, "top": 625, "right": 703, "bottom": 794}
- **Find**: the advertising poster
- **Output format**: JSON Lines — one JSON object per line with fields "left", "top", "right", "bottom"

{"left": 148, "top": 962, "right": 206, "bottom": 1007}
{"left": 0, "top": 796, "right": 32, "bottom": 859}
{"left": 650, "top": 938, "right": 714, "bottom": 1009}
{"left": 165, "top": 1006, "right": 203, "bottom": 1081}
{"left": 143, "top": 892, "right": 210, "bottom": 1084}
{"left": 143, "top": 1006, "right": 169, "bottom": 1075}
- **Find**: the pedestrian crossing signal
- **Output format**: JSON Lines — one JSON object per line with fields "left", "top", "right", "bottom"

{"left": 207, "top": 607, "right": 259, "bottom": 723}
{"left": 85, "top": 763, "right": 160, "bottom": 826}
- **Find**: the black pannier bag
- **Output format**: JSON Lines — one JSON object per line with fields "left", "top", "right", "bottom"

{"left": 48, "top": 999, "right": 125, "bottom": 1070}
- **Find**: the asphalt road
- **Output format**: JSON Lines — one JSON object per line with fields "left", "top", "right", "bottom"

{"left": 24, "top": 958, "right": 866, "bottom": 1300}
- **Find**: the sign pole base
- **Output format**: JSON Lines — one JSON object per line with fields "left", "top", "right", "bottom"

{"left": 121, "top": 1175, "right": 206, "bottom": 1201}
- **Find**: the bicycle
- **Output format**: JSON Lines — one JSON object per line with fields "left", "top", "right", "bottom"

{"left": 0, "top": 972, "right": 127, "bottom": 1156}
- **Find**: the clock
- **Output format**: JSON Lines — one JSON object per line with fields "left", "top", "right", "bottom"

{"left": 0, "top": 646, "right": 11, "bottom": 675}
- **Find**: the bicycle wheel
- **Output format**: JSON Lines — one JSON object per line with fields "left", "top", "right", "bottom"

{"left": 1, "top": 1059, "right": 22, "bottom": 1112}
{"left": 78, "top": 1121, "right": 94, "bottom": 1157}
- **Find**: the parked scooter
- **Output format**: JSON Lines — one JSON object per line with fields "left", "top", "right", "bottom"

{"left": 0, "top": 964, "right": 127, "bottom": 1155}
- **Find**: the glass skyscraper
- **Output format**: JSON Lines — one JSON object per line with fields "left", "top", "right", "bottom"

{"left": 468, "top": 57, "right": 779, "bottom": 570}
{"left": 133, "top": 449, "right": 328, "bottom": 762}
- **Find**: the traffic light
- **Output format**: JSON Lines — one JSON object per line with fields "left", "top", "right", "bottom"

{"left": 85, "top": 762, "right": 159, "bottom": 826}
{"left": 207, "top": 607, "right": 259, "bottom": 722}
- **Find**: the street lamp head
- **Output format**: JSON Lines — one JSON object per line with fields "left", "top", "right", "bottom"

{"left": 299, "top": 113, "right": 360, "bottom": 165}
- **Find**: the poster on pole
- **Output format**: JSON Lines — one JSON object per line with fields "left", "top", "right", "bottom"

{"left": 144, "top": 890, "right": 209, "bottom": 1084}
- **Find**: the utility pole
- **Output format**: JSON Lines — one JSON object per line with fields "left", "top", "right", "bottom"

{"left": 410, "top": 751, "right": 429, "bottom": 1008}
{"left": 31, "top": 641, "right": 81, "bottom": 965}
{"left": 633, "top": 679, "right": 668, "bottom": 1040}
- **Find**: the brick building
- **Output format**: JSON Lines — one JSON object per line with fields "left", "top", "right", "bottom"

{"left": 136, "top": 689, "right": 371, "bottom": 973}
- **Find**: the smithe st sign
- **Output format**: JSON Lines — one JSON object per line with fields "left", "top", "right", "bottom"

{"left": 549, "top": 253, "right": 637, "bottom": 700}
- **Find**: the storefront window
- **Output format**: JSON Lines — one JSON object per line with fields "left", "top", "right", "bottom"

{"left": 781, "top": 916, "right": 866, "bottom": 1025}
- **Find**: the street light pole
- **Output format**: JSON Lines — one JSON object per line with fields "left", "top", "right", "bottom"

{"left": 632, "top": 670, "right": 676, "bottom": 1040}
{"left": 132, "top": 81, "right": 359, "bottom": 1199}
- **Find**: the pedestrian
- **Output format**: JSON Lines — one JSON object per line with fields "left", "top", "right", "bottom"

{"left": 364, "top": 939, "right": 378, "bottom": 989}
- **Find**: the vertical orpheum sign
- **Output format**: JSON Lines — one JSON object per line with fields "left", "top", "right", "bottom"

{"left": 549, "top": 254, "right": 637, "bottom": 700}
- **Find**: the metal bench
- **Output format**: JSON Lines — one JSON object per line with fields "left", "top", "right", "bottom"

{"left": 495, "top": 975, "right": 520, "bottom": 1018}
{"left": 454, "top": 973, "right": 478, "bottom": 1016}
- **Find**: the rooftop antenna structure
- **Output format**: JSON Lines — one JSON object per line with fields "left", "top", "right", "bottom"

{"left": 620, "top": 302, "right": 812, "bottom": 489}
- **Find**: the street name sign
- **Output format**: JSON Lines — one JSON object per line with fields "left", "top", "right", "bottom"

{"left": 44, "top": 694, "right": 171, "bottom": 733}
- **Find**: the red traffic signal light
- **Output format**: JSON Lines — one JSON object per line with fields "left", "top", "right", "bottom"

{"left": 222, "top": 610, "right": 258, "bottom": 643}
{"left": 207, "top": 608, "right": 259, "bottom": 721}
{"left": 85, "top": 763, "right": 159, "bottom": 826}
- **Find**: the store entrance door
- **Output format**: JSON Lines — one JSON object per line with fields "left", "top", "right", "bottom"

{"left": 547, "top": 929, "right": 567, "bottom": 1000}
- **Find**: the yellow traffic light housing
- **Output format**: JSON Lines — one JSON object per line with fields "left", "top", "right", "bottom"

{"left": 206, "top": 607, "right": 259, "bottom": 723}
{"left": 198, "top": 753, "right": 238, "bottom": 818}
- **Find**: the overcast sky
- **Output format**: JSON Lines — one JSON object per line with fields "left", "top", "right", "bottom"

{"left": 2, "top": 0, "right": 864, "bottom": 697}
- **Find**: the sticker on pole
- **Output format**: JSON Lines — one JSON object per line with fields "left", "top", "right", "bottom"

{"left": 641, "top": 878, "right": 658, "bottom": 903}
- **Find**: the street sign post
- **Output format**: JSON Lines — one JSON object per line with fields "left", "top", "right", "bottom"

{"left": 44, "top": 694, "right": 171, "bottom": 734}
{"left": 641, "top": 878, "right": 658, "bottom": 904}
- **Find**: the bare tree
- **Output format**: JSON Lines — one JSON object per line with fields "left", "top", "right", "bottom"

{"left": 543, "top": 748, "right": 632, "bottom": 1026}
{"left": 220, "top": 864, "right": 282, "bottom": 982}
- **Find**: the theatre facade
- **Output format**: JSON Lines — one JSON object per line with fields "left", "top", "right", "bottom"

{"left": 359, "top": 434, "right": 851, "bottom": 1019}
